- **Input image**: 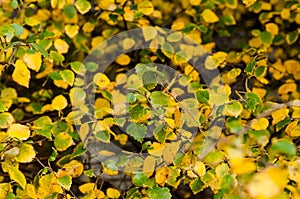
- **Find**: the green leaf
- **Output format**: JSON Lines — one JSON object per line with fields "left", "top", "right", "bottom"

{"left": 60, "top": 70, "right": 75, "bottom": 86}
{"left": 129, "top": 104, "right": 147, "bottom": 121}
{"left": 154, "top": 124, "right": 166, "bottom": 143}
{"left": 49, "top": 148, "right": 58, "bottom": 162}
{"left": 49, "top": 72, "right": 63, "bottom": 80}
{"left": 196, "top": 89, "right": 209, "bottom": 103}
{"left": 95, "top": 130, "right": 110, "bottom": 143}
{"left": 8, "top": 167, "right": 26, "bottom": 189}
{"left": 32, "top": 43, "right": 49, "bottom": 58}
{"left": 54, "top": 132, "right": 73, "bottom": 151}
{"left": 133, "top": 172, "right": 148, "bottom": 186}
{"left": 270, "top": 139, "right": 296, "bottom": 157}
{"left": 10, "top": 0, "right": 18, "bottom": 9}
{"left": 116, "top": 155, "right": 129, "bottom": 167}
{"left": 245, "top": 61, "right": 256, "bottom": 74}
{"left": 244, "top": 92, "right": 262, "bottom": 111}
{"left": 75, "top": 0, "right": 91, "bottom": 14}
{"left": 254, "top": 66, "right": 266, "bottom": 78}
{"left": 150, "top": 91, "right": 169, "bottom": 107}
{"left": 0, "top": 112, "right": 14, "bottom": 129}
{"left": 85, "top": 62, "right": 98, "bottom": 72}
{"left": 127, "top": 93, "right": 137, "bottom": 104}
{"left": 276, "top": 118, "right": 291, "bottom": 131}
{"left": 190, "top": 177, "right": 204, "bottom": 194}
{"left": 57, "top": 176, "right": 72, "bottom": 191}
{"left": 50, "top": 51, "right": 64, "bottom": 63}
{"left": 126, "top": 123, "right": 147, "bottom": 143}
{"left": 84, "top": 169, "right": 95, "bottom": 177}
{"left": 146, "top": 185, "right": 171, "bottom": 199}
{"left": 182, "top": 23, "right": 196, "bottom": 33}
{"left": 226, "top": 117, "right": 243, "bottom": 134}
{"left": 286, "top": 31, "right": 299, "bottom": 44}
{"left": 10, "top": 24, "right": 24, "bottom": 36}
{"left": 64, "top": 5, "right": 76, "bottom": 18}
{"left": 126, "top": 188, "right": 142, "bottom": 199}
{"left": 259, "top": 31, "right": 273, "bottom": 46}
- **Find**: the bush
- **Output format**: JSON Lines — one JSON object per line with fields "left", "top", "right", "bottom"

{"left": 0, "top": 0, "right": 300, "bottom": 198}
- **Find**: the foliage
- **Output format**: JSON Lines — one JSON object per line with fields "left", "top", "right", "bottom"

{"left": 0, "top": 0, "right": 300, "bottom": 198}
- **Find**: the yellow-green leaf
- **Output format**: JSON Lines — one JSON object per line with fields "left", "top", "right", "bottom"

{"left": 8, "top": 167, "right": 26, "bottom": 189}
{"left": 15, "top": 143, "right": 36, "bottom": 163}
{"left": 57, "top": 176, "right": 72, "bottom": 191}
{"left": 0, "top": 112, "right": 15, "bottom": 129}
{"left": 75, "top": 0, "right": 91, "bottom": 15}
{"left": 226, "top": 101, "right": 243, "bottom": 117}
{"left": 60, "top": 70, "right": 75, "bottom": 86}
{"left": 54, "top": 132, "right": 73, "bottom": 151}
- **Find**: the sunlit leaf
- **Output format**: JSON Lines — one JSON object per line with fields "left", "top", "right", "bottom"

{"left": 12, "top": 59, "right": 30, "bottom": 88}
{"left": 7, "top": 124, "right": 30, "bottom": 140}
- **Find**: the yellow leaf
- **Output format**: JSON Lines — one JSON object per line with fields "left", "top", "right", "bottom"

{"left": 54, "top": 39, "right": 69, "bottom": 54}
{"left": 142, "top": 27, "right": 157, "bottom": 42}
{"left": 23, "top": 53, "right": 42, "bottom": 72}
{"left": 95, "top": 0, "right": 115, "bottom": 10}
{"left": 201, "top": 9, "right": 219, "bottom": 23}
{"left": 190, "top": 0, "right": 201, "bottom": 6}
{"left": 15, "top": 144, "right": 35, "bottom": 163}
{"left": 106, "top": 188, "right": 120, "bottom": 198}
{"left": 115, "top": 54, "right": 131, "bottom": 65}
{"left": 194, "top": 161, "right": 206, "bottom": 176}
{"left": 247, "top": 167, "right": 288, "bottom": 198}
{"left": 0, "top": 183, "right": 11, "bottom": 198}
{"left": 82, "top": 22, "right": 95, "bottom": 33}
{"left": 230, "top": 158, "right": 256, "bottom": 175}
{"left": 251, "top": 118, "right": 269, "bottom": 130}
{"left": 121, "top": 38, "right": 136, "bottom": 50}
{"left": 285, "top": 121, "right": 300, "bottom": 137}
{"left": 265, "top": 23, "right": 279, "bottom": 35}
{"left": 163, "top": 142, "right": 180, "bottom": 165}
{"left": 79, "top": 183, "right": 95, "bottom": 194}
{"left": 288, "top": 160, "right": 300, "bottom": 182}
{"left": 143, "top": 156, "right": 156, "bottom": 177}
{"left": 24, "top": 17, "right": 40, "bottom": 26}
{"left": 242, "top": 0, "right": 257, "bottom": 7}
{"left": 12, "top": 59, "right": 31, "bottom": 88}
{"left": 7, "top": 124, "right": 30, "bottom": 140}
{"left": 155, "top": 167, "right": 171, "bottom": 186}
{"left": 271, "top": 108, "right": 289, "bottom": 125}
{"left": 62, "top": 160, "right": 84, "bottom": 178}
{"left": 52, "top": 95, "right": 68, "bottom": 111}
{"left": 138, "top": 1, "right": 154, "bottom": 15}
{"left": 75, "top": 0, "right": 91, "bottom": 15}
{"left": 65, "top": 24, "right": 79, "bottom": 38}
{"left": 148, "top": 142, "right": 166, "bottom": 156}
{"left": 281, "top": 8, "right": 290, "bottom": 20}
{"left": 93, "top": 73, "right": 110, "bottom": 89}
